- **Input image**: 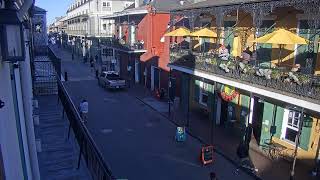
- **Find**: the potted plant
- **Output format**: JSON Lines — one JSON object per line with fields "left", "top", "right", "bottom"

{"left": 227, "top": 61, "right": 236, "bottom": 70}
{"left": 271, "top": 69, "right": 282, "bottom": 80}
{"left": 297, "top": 74, "right": 310, "bottom": 85}
{"left": 210, "top": 58, "right": 218, "bottom": 66}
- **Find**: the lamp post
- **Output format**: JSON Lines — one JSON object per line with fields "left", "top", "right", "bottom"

{"left": 0, "top": 6, "right": 25, "bottom": 62}
{"left": 289, "top": 107, "right": 304, "bottom": 180}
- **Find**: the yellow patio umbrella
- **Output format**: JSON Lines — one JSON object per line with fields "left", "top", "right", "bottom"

{"left": 253, "top": 28, "right": 308, "bottom": 65}
{"left": 190, "top": 28, "right": 217, "bottom": 38}
{"left": 164, "top": 27, "right": 191, "bottom": 37}
{"left": 232, "top": 36, "right": 242, "bottom": 57}
{"left": 191, "top": 28, "right": 217, "bottom": 52}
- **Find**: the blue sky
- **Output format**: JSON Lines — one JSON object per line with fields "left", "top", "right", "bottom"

{"left": 35, "top": 0, "right": 73, "bottom": 25}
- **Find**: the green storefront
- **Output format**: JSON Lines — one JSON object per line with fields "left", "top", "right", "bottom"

{"left": 182, "top": 74, "right": 313, "bottom": 152}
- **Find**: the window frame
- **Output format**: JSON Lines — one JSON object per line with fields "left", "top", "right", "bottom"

{"left": 282, "top": 110, "right": 301, "bottom": 144}
{"left": 199, "top": 81, "right": 209, "bottom": 107}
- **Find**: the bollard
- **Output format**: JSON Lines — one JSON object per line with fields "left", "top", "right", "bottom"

{"left": 64, "top": 71, "right": 68, "bottom": 81}
{"left": 72, "top": 53, "right": 74, "bottom": 60}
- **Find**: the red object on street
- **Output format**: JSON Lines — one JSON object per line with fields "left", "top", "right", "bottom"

{"left": 201, "top": 145, "right": 214, "bottom": 165}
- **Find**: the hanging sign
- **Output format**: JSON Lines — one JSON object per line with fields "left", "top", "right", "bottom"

{"left": 175, "top": 127, "right": 186, "bottom": 142}
{"left": 200, "top": 145, "right": 214, "bottom": 165}
{"left": 220, "top": 85, "right": 238, "bottom": 102}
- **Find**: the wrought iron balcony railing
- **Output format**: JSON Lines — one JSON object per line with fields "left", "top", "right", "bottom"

{"left": 108, "top": 38, "right": 146, "bottom": 52}
{"left": 170, "top": 52, "right": 320, "bottom": 103}
{"left": 65, "top": 30, "right": 87, "bottom": 36}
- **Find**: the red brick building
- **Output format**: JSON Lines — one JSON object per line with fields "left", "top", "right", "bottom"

{"left": 101, "top": 0, "right": 191, "bottom": 94}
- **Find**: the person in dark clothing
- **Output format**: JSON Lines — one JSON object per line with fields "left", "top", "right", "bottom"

{"left": 95, "top": 55, "right": 98, "bottom": 63}
{"left": 237, "top": 141, "right": 249, "bottom": 159}
{"left": 90, "top": 56, "right": 94, "bottom": 72}
{"left": 210, "top": 172, "right": 218, "bottom": 180}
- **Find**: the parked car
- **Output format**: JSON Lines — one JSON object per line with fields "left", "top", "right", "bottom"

{"left": 98, "top": 71, "right": 126, "bottom": 89}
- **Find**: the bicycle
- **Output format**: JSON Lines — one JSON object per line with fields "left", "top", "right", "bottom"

{"left": 261, "top": 139, "right": 287, "bottom": 161}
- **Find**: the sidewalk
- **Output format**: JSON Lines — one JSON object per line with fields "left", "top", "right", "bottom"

{"left": 35, "top": 95, "right": 91, "bottom": 180}
{"left": 51, "top": 45, "right": 96, "bottom": 81}
{"left": 128, "top": 84, "right": 314, "bottom": 180}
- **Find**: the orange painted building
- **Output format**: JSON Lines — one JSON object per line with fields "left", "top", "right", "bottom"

{"left": 102, "top": 0, "right": 191, "bottom": 93}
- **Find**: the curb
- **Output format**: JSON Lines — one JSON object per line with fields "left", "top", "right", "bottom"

{"left": 135, "top": 96, "right": 262, "bottom": 180}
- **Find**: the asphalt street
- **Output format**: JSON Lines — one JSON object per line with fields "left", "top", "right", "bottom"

{"left": 58, "top": 47, "right": 254, "bottom": 180}
{"left": 63, "top": 80, "right": 253, "bottom": 180}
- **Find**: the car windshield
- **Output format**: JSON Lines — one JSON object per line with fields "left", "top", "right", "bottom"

{"left": 106, "top": 73, "right": 120, "bottom": 80}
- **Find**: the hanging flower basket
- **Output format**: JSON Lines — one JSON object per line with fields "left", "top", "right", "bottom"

{"left": 220, "top": 85, "right": 239, "bottom": 102}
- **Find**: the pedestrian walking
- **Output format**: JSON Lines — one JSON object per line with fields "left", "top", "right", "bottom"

{"left": 83, "top": 55, "right": 88, "bottom": 64}
{"left": 95, "top": 54, "right": 98, "bottom": 63}
{"left": 90, "top": 56, "right": 94, "bottom": 72}
{"left": 79, "top": 99, "right": 88, "bottom": 123}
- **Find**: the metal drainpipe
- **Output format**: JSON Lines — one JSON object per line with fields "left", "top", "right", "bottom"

{"left": 11, "top": 63, "right": 32, "bottom": 180}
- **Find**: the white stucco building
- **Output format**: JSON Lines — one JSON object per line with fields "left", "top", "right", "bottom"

{"left": 0, "top": 1, "right": 40, "bottom": 180}
{"left": 65, "top": 0, "right": 134, "bottom": 37}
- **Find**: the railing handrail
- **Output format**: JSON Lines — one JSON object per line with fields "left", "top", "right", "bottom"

{"left": 56, "top": 78, "right": 115, "bottom": 178}
{"left": 47, "top": 45, "right": 115, "bottom": 179}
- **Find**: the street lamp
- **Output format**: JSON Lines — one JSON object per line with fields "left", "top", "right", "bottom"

{"left": 0, "top": 7, "right": 25, "bottom": 62}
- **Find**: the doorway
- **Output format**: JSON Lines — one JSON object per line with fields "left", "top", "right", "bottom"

{"left": 251, "top": 97, "right": 264, "bottom": 145}
{"left": 151, "top": 66, "right": 160, "bottom": 91}
{"left": 220, "top": 98, "right": 228, "bottom": 126}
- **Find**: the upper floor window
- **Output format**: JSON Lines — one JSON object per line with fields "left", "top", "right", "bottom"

{"left": 103, "top": 24, "right": 107, "bottom": 30}
{"left": 103, "top": 2, "right": 110, "bottom": 7}
{"left": 199, "top": 81, "right": 210, "bottom": 106}
{"left": 102, "top": 1, "right": 111, "bottom": 11}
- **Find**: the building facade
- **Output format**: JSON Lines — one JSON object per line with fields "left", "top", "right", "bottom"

{"left": 102, "top": 0, "right": 193, "bottom": 92}
{"left": 32, "top": 6, "right": 48, "bottom": 55}
{"left": 168, "top": 0, "right": 320, "bottom": 177}
{"left": 0, "top": 1, "right": 41, "bottom": 180}
{"left": 62, "top": 0, "right": 134, "bottom": 61}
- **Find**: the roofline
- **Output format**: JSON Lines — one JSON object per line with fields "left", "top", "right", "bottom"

{"left": 170, "top": 0, "right": 273, "bottom": 12}
{"left": 101, "top": 10, "right": 148, "bottom": 19}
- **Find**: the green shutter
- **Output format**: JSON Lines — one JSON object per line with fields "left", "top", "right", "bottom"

{"left": 274, "top": 106, "right": 284, "bottom": 138}
{"left": 260, "top": 102, "right": 274, "bottom": 145}
{"left": 257, "top": 20, "right": 275, "bottom": 65}
{"left": 208, "top": 83, "right": 215, "bottom": 122}
{"left": 194, "top": 80, "right": 200, "bottom": 103}
{"left": 296, "top": 20, "right": 309, "bottom": 65}
{"left": 240, "top": 95, "right": 250, "bottom": 125}
{"left": 299, "top": 115, "right": 313, "bottom": 151}
{"left": 181, "top": 74, "right": 190, "bottom": 113}
{"left": 223, "top": 21, "right": 236, "bottom": 51}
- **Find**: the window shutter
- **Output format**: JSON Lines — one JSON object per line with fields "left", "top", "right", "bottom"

{"left": 206, "top": 83, "right": 215, "bottom": 123}
{"left": 223, "top": 21, "right": 236, "bottom": 51}
{"left": 207, "top": 83, "right": 214, "bottom": 109}
{"left": 181, "top": 74, "right": 189, "bottom": 113}
{"left": 274, "top": 106, "right": 284, "bottom": 138}
{"left": 194, "top": 80, "right": 200, "bottom": 103}
{"left": 296, "top": 20, "right": 310, "bottom": 66}
{"left": 257, "top": 20, "right": 274, "bottom": 64}
{"left": 260, "top": 102, "right": 274, "bottom": 145}
{"left": 299, "top": 115, "right": 313, "bottom": 151}
{"left": 240, "top": 95, "right": 250, "bottom": 125}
